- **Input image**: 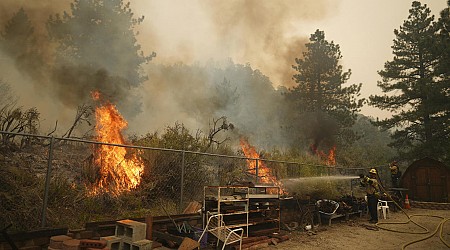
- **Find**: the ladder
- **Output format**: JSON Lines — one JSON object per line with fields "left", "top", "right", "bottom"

{"left": 198, "top": 213, "right": 243, "bottom": 250}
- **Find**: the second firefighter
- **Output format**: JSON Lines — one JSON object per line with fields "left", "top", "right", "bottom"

{"left": 360, "top": 168, "right": 380, "bottom": 223}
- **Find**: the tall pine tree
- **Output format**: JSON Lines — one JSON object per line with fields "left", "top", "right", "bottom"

{"left": 0, "top": 8, "right": 45, "bottom": 80}
{"left": 287, "top": 29, "right": 364, "bottom": 151}
{"left": 435, "top": 1, "right": 450, "bottom": 164}
{"left": 0, "top": 8, "right": 33, "bottom": 59}
{"left": 370, "top": 1, "right": 449, "bottom": 164}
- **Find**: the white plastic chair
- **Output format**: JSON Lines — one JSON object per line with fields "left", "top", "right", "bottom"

{"left": 377, "top": 200, "right": 390, "bottom": 219}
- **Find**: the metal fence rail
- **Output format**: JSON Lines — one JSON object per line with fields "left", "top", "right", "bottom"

{"left": 0, "top": 131, "right": 373, "bottom": 230}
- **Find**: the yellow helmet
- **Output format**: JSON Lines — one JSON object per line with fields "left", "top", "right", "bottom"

{"left": 369, "top": 168, "right": 377, "bottom": 174}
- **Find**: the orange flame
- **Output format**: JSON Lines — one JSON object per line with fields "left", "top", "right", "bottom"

{"left": 310, "top": 144, "right": 336, "bottom": 166}
{"left": 90, "top": 91, "right": 144, "bottom": 196}
{"left": 327, "top": 146, "right": 336, "bottom": 166}
{"left": 240, "top": 137, "right": 285, "bottom": 194}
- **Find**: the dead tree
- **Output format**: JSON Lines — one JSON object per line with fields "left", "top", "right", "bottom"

{"left": 206, "top": 116, "right": 234, "bottom": 149}
{"left": 47, "top": 104, "right": 94, "bottom": 140}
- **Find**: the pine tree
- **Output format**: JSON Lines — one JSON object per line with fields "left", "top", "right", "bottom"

{"left": 369, "top": 1, "right": 449, "bottom": 163}
{"left": 46, "top": 0, "right": 156, "bottom": 113}
{"left": 287, "top": 29, "right": 364, "bottom": 149}
{"left": 435, "top": 1, "right": 450, "bottom": 164}
{"left": 0, "top": 8, "right": 45, "bottom": 80}
{"left": 0, "top": 8, "right": 34, "bottom": 58}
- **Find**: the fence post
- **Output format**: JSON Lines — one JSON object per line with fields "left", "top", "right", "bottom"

{"left": 255, "top": 159, "right": 259, "bottom": 184}
{"left": 180, "top": 150, "right": 185, "bottom": 214}
{"left": 41, "top": 136, "right": 54, "bottom": 227}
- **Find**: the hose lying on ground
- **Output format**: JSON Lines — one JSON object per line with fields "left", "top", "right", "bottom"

{"left": 374, "top": 183, "right": 450, "bottom": 250}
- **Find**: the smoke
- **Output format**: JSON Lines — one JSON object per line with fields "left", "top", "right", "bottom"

{"left": 130, "top": 0, "right": 336, "bottom": 148}
{"left": 133, "top": 0, "right": 332, "bottom": 87}
{"left": 201, "top": 0, "right": 323, "bottom": 87}
{"left": 0, "top": 0, "right": 337, "bottom": 147}
{"left": 305, "top": 112, "right": 340, "bottom": 152}
{"left": 0, "top": 1, "right": 71, "bottom": 33}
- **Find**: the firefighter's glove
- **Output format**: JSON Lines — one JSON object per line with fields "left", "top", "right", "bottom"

{"left": 359, "top": 174, "right": 364, "bottom": 178}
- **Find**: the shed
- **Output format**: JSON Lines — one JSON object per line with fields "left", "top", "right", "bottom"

{"left": 400, "top": 157, "right": 450, "bottom": 202}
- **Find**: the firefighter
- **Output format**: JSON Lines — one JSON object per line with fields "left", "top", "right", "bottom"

{"left": 389, "top": 161, "right": 401, "bottom": 188}
{"left": 360, "top": 168, "right": 380, "bottom": 223}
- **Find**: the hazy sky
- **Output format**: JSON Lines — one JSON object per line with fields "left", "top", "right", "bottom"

{"left": 131, "top": 0, "right": 447, "bottom": 120}
{"left": 301, "top": 0, "right": 447, "bottom": 119}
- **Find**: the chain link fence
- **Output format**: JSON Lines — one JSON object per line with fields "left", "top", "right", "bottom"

{"left": 0, "top": 131, "right": 377, "bottom": 232}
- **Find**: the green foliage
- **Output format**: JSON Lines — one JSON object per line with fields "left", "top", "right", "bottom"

{"left": 0, "top": 8, "right": 45, "bottom": 80}
{"left": 47, "top": 0, "right": 154, "bottom": 85}
{"left": 135, "top": 123, "right": 216, "bottom": 204}
{"left": 338, "top": 115, "right": 397, "bottom": 168}
{"left": 435, "top": 2, "right": 450, "bottom": 165}
{"left": 369, "top": 1, "right": 449, "bottom": 164}
{"left": 46, "top": 0, "right": 156, "bottom": 114}
{"left": 0, "top": 8, "right": 33, "bottom": 58}
{"left": 0, "top": 82, "right": 40, "bottom": 146}
{"left": 0, "top": 165, "right": 44, "bottom": 230}
{"left": 287, "top": 29, "right": 364, "bottom": 149}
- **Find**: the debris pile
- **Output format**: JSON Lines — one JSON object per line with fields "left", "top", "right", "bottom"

{"left": 317, "top": 200, "right": 339, "bottom": 214}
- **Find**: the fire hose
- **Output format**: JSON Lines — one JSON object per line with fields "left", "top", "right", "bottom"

{"left": 373, "top": 173, "right": 450, "bottom": 249}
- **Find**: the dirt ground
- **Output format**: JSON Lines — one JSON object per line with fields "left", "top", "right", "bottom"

{"left": 267, "top": 208, "right": 450, "bottom": 250}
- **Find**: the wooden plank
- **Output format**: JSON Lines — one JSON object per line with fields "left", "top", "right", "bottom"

{"left": 241, "top": 236, "right": 268, "bottom": 244}
{"left": 152, "top": 230, "right": 184, "bottom": 245}
{"left": 177, "top": 237, "right": 200, "bottom": 250}
{"left": 237, "top": 239, "right": 272, "bottom": 250}
{"left": 145, "top": 216, "right": 153, "bottom": 240}
{"left": 183, "top": 202, "right": 202, "bottom": 214}
{"left": 248, "top": 228, "right": 278, "bottom": 237}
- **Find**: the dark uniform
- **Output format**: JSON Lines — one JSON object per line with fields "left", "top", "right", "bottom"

{"left": 361, "top": 169, "right": 380, "bottom": 223}
{"left": 389, "top": 162, "right": 401, "bottom": 188}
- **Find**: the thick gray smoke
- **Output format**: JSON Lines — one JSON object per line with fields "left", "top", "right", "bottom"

{"left": 0, "top": 0, "right": 335, "bottom": 148}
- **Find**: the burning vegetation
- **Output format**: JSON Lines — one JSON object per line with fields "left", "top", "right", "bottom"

{"left": 89, "top": 91, "right": 144, "bottom": 196}
{"left": 240, "top": 137, "right": 287, "bottom": 193}
{"left": 310, "top": 144, "right": 336, "bottom": 166}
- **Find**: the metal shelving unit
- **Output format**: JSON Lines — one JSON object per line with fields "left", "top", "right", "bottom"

{"left": 203, "top": 185, "right": 281, "bottom": 238}
{"left": 203, "top": 186, "right": 250, "bottom": 237}
{"left": 247, "top": 185, "right": 281, "bottom": 235}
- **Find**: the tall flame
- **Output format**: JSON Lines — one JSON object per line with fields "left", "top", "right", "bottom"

{"left": 240, "top": 137, "right": 285, "bottom": 193}
{"left": 90, "top": 91, "right": 144, "bottom": 196}
{"left": 327, "top": 146, "right": 336, "bottom": 166}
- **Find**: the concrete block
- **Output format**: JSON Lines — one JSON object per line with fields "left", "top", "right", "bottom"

{"left": 79, "top": 231, "right": 94, "bottom": 239}
{"left": 131, "top": 240, "right": 152, "bottom": 250}
{"left": 62, "top": 239, "right": 80, "bottom": 250}
{"left": 100, "top": 236, "right": 121, "bottom": 250}
{"left": 49, "top": 235, "right": 73, "bottom": 249}
{"left": 115, "top": 220, "right": 146, "bottom": 242}
{"left": 122, "top": 242, "right": 131, "bottom": 250}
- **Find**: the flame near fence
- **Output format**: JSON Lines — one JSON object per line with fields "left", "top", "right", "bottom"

{"left": 0, "top": 130, "right": 370, "bottom": 231}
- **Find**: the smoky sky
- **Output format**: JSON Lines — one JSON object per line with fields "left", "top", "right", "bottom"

{"left": 0, "top": 0, "right": 336, "bottom": 149}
